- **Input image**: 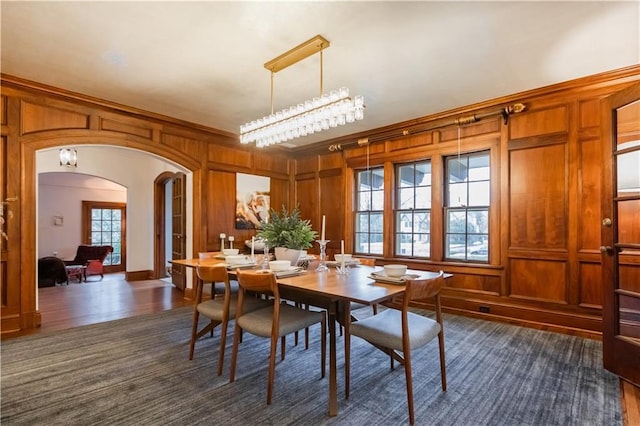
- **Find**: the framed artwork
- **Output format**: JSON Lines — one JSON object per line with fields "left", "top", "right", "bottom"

{"left": 235, "top": 173, "right": 270, "bottom": 229}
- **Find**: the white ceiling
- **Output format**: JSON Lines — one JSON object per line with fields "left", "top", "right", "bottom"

{"left": 2, "top": 1, "right": 638, "bottom": 149}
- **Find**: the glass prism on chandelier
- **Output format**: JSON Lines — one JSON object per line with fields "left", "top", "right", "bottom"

{"left": 240, "top": 87, "right": 365, "bottom": 148}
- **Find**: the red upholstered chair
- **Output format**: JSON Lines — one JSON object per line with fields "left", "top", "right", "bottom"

{"left": 64, "top": 245, "right": 113, "bottom": 279}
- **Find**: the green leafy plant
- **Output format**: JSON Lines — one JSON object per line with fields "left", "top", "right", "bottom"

{"left": 256, "top": 205, "right": 317, "bottom": 250}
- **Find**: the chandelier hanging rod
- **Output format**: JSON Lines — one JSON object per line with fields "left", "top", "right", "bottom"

{"left": 264, "top": 35, "right": 330, "bottom": 73}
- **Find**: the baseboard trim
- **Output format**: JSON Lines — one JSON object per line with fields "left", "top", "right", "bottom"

{"left": 125, "top": 270, "right": 153, "bottom": 281}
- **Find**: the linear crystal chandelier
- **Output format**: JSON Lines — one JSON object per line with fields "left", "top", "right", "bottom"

{"left": 240, "top": 35, "right": 365, "bottom": 148}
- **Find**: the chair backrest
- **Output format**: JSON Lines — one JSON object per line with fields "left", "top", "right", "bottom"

{"left": 355, "top": 257, "right": 376, "bottom": 266}
{"left": 236, "top": 269, "right": 278, "bottom": 297}
{"left": 402, "top": 270, "right": 445, "bottom": 309}
{"left": 195, "top": 264, "right": 230, "bottom": 303}
{"left": 72, "top": 245, "right": 113, "bottom": 264}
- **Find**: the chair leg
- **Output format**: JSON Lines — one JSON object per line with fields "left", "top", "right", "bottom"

{"left": 217, "top": 320, "right": 228, "bottom": 376}
{"left": 438, "top": 330, "right": 447, "bottom": 391}
{"left": 229, "top": 323, "right": 242, "bottom": 383}
{"left": 344, "top": 316, "right": 351, "bottom": 399}
{"left": 189, "top": 310, "right": 200, "bottom": 360}
{"left": 267, "top": 335, "right": 278, "bottom": 405}
{"left": 320, "top": 312, "right": 326, "bottom": 379}
{"left": 403, "top": 342, "right": 415, "bottom": 425}
{"left": 280, "top": 335, "right": 286, "bottom": 361}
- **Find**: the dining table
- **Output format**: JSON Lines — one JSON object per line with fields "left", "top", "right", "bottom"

{"left": 170, "top": 254, "right": 445, "bottom": 417}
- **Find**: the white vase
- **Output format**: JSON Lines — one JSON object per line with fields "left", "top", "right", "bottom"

{"left": 274, "top": 247, "right": 302, "bottom": 266}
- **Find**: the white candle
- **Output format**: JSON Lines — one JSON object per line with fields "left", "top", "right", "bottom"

{"left": 228, "top": 236, "right": 234, "bottom": 248}
{"left": 220, "top": 233, "right": 226, "bottom": 239}
{"left": 251, "top": 236, "right": 255, "bottom": 257}
{"left": 321, "top": 215, "right": 326, "bottom": 241}
{"left": 341, "top": 239, "right": 345, "bottom": 268}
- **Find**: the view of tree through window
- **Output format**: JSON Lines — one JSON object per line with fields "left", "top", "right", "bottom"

{"left": 91, "top": 207, "right": 122, "bottom": 266}
{"left": 445, "top": 152, "right": 490, "bottom": 262}
{"left": 355, "top": 167, "right": 384, "bottom": 255}
{"left": 395, "top": 161, "right": 431, "bottom": 257}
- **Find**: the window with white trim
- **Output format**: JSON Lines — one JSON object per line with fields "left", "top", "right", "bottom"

{"left": 395, "top": 160, "right": 431, "bottom": 257}
{"left": 445, "top": 151, "right": 490, "bottom": 262}
{"left": 355, "top": 167, "right": 384, "bottom": 255}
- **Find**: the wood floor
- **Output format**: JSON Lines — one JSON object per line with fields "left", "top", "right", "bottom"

{"left": 2, "top": 273, "right": 638, "bottom": 425}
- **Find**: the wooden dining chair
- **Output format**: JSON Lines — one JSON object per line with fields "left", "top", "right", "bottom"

{"left": 230, "top": 269, "right": 327, "bottom": 405}
{"left": 346, "top": 271, "right": 446, "bottom": 425}
{"left": 189, "top": 264, "right": 269, "bottom": 376}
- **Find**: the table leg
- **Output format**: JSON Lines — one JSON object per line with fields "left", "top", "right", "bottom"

{"left": 343, "top": 302, "right": 352, "bottom": 400}
{"left": 328, "top": 302, "right": 338, "bottom": 416}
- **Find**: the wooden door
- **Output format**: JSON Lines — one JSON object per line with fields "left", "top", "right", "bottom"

{"left": 82, "top": 201, "right": 126, "bottom": 273}
{"left": 601, "top": 82, "right": 640, "bottom": 386}
{"left": 171, "top": 173, "right": 187, "bottom": 290}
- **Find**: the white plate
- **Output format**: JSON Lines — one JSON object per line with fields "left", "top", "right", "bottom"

{"left": 226, "top": 263, "right": 257, "bottom": 270}
{"left": 368, "top": 271, "right": 420, "bottom": 285}
{"left": 326, "top": 259, "right": 361, "bottom": 267}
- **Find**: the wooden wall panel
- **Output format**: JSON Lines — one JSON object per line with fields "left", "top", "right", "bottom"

{"left": 579, "top": 138, "right": 602, "bottom": 250}
{"left": 509, "top": 143, "right": 567, "bottom": 249}
{"left": 319, "top": 152, "right": 343, "bottom": 171}
{"left": 579, "top": 262, "right": 603, "bottom": 307}
{"left": 296, "top": 156, "right": 317, "bottom": 175}
{"left": 207, "top": 144, "right": 251, "bottom": 169}
{"left": 320, "top": 173, "right": 344, "bottom": 253}
{"left": 510, "top": 258, "right": 567, "bottom": 302}
{"left": 509, "top": 105, "right": 567, "bottom": 140}
{"left": 0, "top": 95, "right": 6, "bottom": 125}
{"left": 579, "top": 99, "right": 600, "bottom": 129}
{"left": 101, "top": 118, "right": 154, "bottom": 140}
{"left": 253, "top": 152, "right": 289, "bottom": 175}
{"left": 296, "top": 177, "right": 318, "bottom": 243}
{"left": 161, "top": 133, "right": 200, "bottom": 160}
{"left": 389, "top": 132, "right": 432, "bottom": 151}
{"left": 206, "top": 170, "right": 236, "bottom": 250}
{"left": 444, "top": 273, "right": 501, "bottom": 296}
{"left": 440, "top": 119, "right": 501, "bottom": 142}
{"left": 21, "top": 101, "right": 89, "bottom": 134}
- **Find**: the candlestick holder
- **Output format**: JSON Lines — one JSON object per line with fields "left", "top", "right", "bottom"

{"left": 315, "top": 240, "right": 330, "bottom": 272}
{"left": 261, "top": 244, "right": 270, "bottom": 270}
{"left": 336, "top": 263, "right": 350, "bottom": 275}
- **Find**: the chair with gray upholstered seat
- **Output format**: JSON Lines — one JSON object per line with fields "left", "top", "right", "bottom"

{"left": 189, "top": 264, "right": 269, "bottom": 376}
{"left": 346, "top": 270, "right": 446, "bottom": 425}
{"left": 230, "top": 269, "right": 326, "bottom": 405}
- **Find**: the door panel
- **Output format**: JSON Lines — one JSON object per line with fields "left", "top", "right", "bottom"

{"left": 601, "top": 83, "right": 640, "bottom": 386}
{"left": 171, "top": 173, "right": 187, "bottom": 290}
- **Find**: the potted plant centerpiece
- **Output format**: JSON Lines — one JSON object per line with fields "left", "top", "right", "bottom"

{"left": 256, "top": 205, "right": 317, "bottom": 266}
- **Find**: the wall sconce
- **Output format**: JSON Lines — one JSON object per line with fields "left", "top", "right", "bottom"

{"left": 59, "top": 148, "right": 78, "bottom": 167}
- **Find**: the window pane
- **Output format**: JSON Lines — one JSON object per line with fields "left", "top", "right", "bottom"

{"left": 446, "top": 234, "right": 466, "bottom": 259}
{"left": 468, "top": 209, "right": 489, "bottom": 233}
{"left": 447, "top": 210, "right": 466, "bottom": 232}
{"left": 468, "top": 155, "right": 490, "bottom": 180}
{"left": 398, "top": 188, "right": 414, "bottom": 209}
{"left": 102, "top": 209, "right": 112, "bottom": 220}
{"left": 414, "top": 211, "right": 430, "bottom": 233}
{"left": 371, "top": 190, "right": 384, "bottom": 210}
{"left": 395, "top": 160, "right": 431, "bottom": 258}
{"left": 416, "top": 162, "right": 431, "bottom": 184}
{"left": 398, "top": 165, "right": 415, "bottom": 187}
{"left": 468, "top": 181, "right": 490, "bottom": 206}
{"left": 355, "top": 167, "right": 384, "bottom": 255}
{"left": 370, "top": 213, "right": 384, "bottom": 232}
{"left": 355, "top": 213, "right": 368, "bottom": 232}
{"left": 415, "top": 186, "right": 431, "bottom": 209}
{"left": 448, "top": 183, "right": 467, "bottom": 207}
{"left": 448, "top": 158, "right": 468, "bottom": 182}
{"left": 445, "top": 151, "right": 490, "bottom": 263}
